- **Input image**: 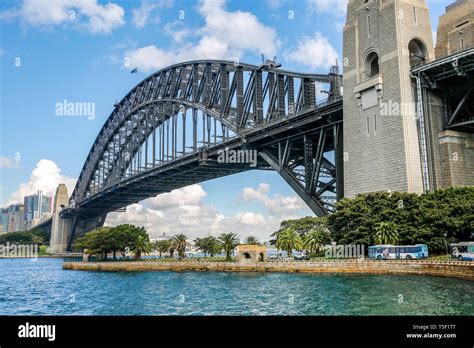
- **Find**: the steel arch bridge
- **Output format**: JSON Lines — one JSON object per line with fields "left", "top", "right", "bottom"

{"left": 62, "top": 60, "right": 343, "bottom": 250}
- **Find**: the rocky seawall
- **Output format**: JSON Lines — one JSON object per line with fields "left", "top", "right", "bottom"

{"left": 63, "top": 260, "right": 474, "bottom": 280}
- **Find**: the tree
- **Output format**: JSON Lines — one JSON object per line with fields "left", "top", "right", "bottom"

{"left": 303, "top": 225, "right": 332, "bottom": 255}
{"left": 418, "top": 187, "right": 474, "bottom": 250}
{"left": 130, "top": 235, "right": 152, "bottom": 259}
{"left": 218, "top": 233, "right": 240, "bottom": 261}
{"left": 30, "top": 227, "right": 50, "bottom": 245}
{"left": 169, "top": 244, "right": 176, "bottom": 258}
{"left": 193, "top": 237, "right": 207, "bottom": 257}
{"left": 74, "top": 224, "right": 151, "bottom": 260}
{"left": 0, "top": 229, "right": 49, "bottom": 246}
{"left": 373, "top": 221, "right": 399, "bottom": 245}
{"left": 328, "top": 191, "right": 422, "bottom": 248}
{"left": 194, "top": 236, "right": 221, "bottom": 257}
{"left": 244, "top": 235, "right": 260, "bottom": 245}
{"left": 109, "top": 224, "right": 142, "bottom": 258}
{"left": 154, "top": 239, "right": 171, "bottom": 258}
{"left": 326, "top": 187, "right": 473, "bottom": 253}
{"left": 75, "top": 227, "right": 112, "bottom": 260}
{"left": 171, "top": 234, "right": 190, "bottom": 259}
{"left": 275, "top": 228, "right": 302, "bottom": 257}
{"left": 271, "top": 216, "right": 329, "bottom": 245}
{"left": 208, "top": 237, "right": 222, "bottom": 257}
{"left": 0, "top": 231, "right": 32, "bottom": 244}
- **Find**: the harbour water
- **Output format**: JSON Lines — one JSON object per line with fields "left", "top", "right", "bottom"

{"left": 0, "top": 258, "right": 472, "bottom": 315}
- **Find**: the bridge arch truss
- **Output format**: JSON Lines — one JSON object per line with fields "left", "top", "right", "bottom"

{"left": 66, "top": 60, "right": 343, "bottom": 248}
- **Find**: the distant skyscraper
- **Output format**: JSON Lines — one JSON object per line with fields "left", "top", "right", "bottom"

{"left": 23, "top": 191, "right": 52, "bottom": 229}
{"left": 0, "top": 208, "right": 9, "bottom": 233}
{"left": 7, "top": 204, "right": 25, "bottom": 232}
{"left": 0, "top": 191, "right": 53, "bottom": 233}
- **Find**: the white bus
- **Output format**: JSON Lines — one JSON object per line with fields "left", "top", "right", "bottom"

{"left": 368, "top": 244, "right": 429, "bottom": 260}
{"left": 450, "top": 242, "right": 474, "bottom": 261}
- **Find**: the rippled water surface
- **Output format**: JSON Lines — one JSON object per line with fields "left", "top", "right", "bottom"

{"left": 0, "top": 258, "right": 472, "bottom": 315}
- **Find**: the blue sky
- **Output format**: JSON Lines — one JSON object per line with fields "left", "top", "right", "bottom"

{"left": 0, "top": 0, "right": 451, "bottom": 239}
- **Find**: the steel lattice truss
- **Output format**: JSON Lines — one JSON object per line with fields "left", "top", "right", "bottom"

{"left": 68, "top": 60, "right": 342, "bottom": 232}
{"left": 412, "top": 48, "right": 474, "bottom": 131}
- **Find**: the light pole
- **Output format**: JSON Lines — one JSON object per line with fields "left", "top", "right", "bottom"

{"left": 444, "top": 233, "right": 448, "bottom": 259}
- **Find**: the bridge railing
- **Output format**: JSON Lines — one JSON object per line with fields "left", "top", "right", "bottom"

{"left": 239, "top": 95, "right": 343, "bottom": 135}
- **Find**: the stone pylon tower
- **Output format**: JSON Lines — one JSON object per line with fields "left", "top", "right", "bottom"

{"left": 342, "top": 0, "right": 435, "bottom": 197}
{"left": 49, "top": 184, "right": 71, "bottom": 254}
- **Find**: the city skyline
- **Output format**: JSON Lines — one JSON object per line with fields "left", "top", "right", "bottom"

{"left": 0, "top": 190, "right": 53, "bottom": 233}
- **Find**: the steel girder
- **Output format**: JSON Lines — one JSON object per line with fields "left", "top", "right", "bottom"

{"left": 412, "top": 49, "right": 474, "bottom": 132}
{"left": 259, "top": 122, "right": 342, "bottom": 216}
{"left": 446, "top": 85, "right": 474, "bottom": 130}
{"left": 70, "top": 60, "right": 342, "bottom": 219}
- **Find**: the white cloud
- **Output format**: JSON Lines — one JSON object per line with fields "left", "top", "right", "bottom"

{"left": 6, "top": 159, "right": 76, "bottom": 205}
{"left": 1, "top": 0, "right": 125, "bottom": 34}
{"left": 125, "top": 0, "right": 280, "bottom": 72}
{"left": 283, "top": 31, "right": 338, "bottom": 69}
{"left": 234, "top": 211, "right": 266, "bottom": 226}
{"left": 126, "top": 45, "right": 177, "bottom": 72}
{"left": 132, "top": 0, "right": 174, "bottom": 29}
{"left": 240, "top": 183, "right": 308, "bottom": 215}
{"left": 266, "top": 0, "right": 286, "bottom": 9}
{"left": 307, "top": 0, "right": 347, "bottom": 16}
{"left": 163, "top": 21, "right": 193, "bottom": 44}
{"left": 149, "top": 184, "right": 207, "bottom": 208}
{"left": 0, "top": 48, "right": 6, "bottom": 56}
{"left": 0, "top": 156, "right": 20, "bottom": 169}
{"left": 198, "top": 0, "right": 278, "bottom": 57}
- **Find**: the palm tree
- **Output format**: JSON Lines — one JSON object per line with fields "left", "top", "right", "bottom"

{"left": 194, "top": 237, "right": 207, "bottom": 257}
{"left": 218, "top": 232, "right": 240, "bottom": 261}
{"left": 154, "top": 239, "right": 171, "bottom": 258}
{"left": 275, "top": 228, "right": 302, "bottom": 257}
{"left": 374, "top": 221, "right": 399, "bottom": 245}
{"left": 303, "top": 225, "right": 331, "bottom": 256}
{"left": 209, "top": 237, "right": 222, "bottom": 257}
{"left": 171, "top": 234, "right": 190, "bottom": 259}
{"left": 131, "top": 235, "right": 152, "bottom": 259}
{"left": 194, "top": 236, "right": 220, "bottom": 257}
{"left": 244, "top": 235, "right": 260, "bottom": 245}
{"left": 169, "top": 244, "right": 176, "bottom": 258}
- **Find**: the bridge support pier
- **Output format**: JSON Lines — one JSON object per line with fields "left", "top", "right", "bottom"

{"left": 49, "top": 184, "right": 107, "bottom": 253}
{"left": 49, "top": 184, "right": 71, "bottom": 254}
{"left": 50, "top": 215, "right": 71, "bottom": 254}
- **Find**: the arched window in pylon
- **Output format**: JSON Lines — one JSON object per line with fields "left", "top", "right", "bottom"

{"left": 365, "top": 52, "right": 379, "bottom": 78}
{"left": 409, "top": 39, "right": 428, "bottom": 67}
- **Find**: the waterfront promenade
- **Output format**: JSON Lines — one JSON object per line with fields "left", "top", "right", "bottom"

{"left": 64, "top": 259, "right": 474, "bottom": 281}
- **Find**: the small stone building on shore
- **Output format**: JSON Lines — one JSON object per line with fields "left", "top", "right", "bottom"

{"left": 236, "top": 245, "right": 267, "bottom": 262}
